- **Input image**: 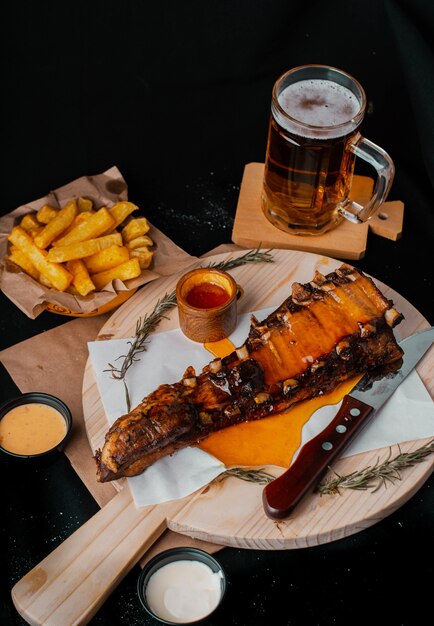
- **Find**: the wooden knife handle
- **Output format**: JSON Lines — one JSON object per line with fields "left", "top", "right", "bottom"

{"left": 11, "top": 488, "right": 185, "bottom": 626}
{"left": 262, "top": 395, "right": 374, "bottom": 519}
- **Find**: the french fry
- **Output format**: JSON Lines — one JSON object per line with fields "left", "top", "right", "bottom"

{"left": 121, "top": 217, "right": 150, "bottom": 242}
{"left": 34, "top": 200, "right": 78, "bottom": 249}
{"left": 36, "top": 204, "right": 58, "bottom": 224}
{"left": 126, "top": 235, "right": 153, "bottom": 250}
{"left": 51, "top": 212, "right": 91, "bottom": 244}
{"left": 46, "top": 233, "right": 123, "bottom": 263}
{"left": 66, "top": 259, "right": 96, "bottom": 296}
{"left": 105, "top": 201, "right": 138, "bottom": 232}
{"left": 129, "top": 247, "right": 154, "bottom": 269}
{"left": 52, "top": 207, "right": 115, "bottom": 247}
{"left": 28, "top": 226, "right": 44, "bottom": 239}
{"left": 20, "top": 213, "right": 40, "bottom": 232}
{"left": 84, "top": 244, "right": 130, "bottom": 274}
{"left": 38, "top": 273, "right": 54, "bottom": 288}
{"left": 69, "top": 213, "right": 92, "bottom": 227}
{"left": 8, "top": 226, "right": 73, "bottom": 291}
{"left": 78, "top": 197, "right": 94, "bottom": 212}
{"left": 91, "top": 258, "right": 141, "bottom": 290}
{"left": 7, "top": 247, "right": 40, "bottom": 280}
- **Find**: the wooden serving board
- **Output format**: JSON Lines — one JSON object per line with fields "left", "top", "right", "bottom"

{"left": 12, "top": 249, "right": 433, "bottom": 626}
{"left": 231, "top": 163, "right": 405, "bottom": 259}
{"left": 83, "top": 248, "right": 433, "bottom": 546}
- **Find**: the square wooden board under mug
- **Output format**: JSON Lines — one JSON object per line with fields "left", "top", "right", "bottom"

{"left": 232, "top": 162, "right": 404, "bottom": 259}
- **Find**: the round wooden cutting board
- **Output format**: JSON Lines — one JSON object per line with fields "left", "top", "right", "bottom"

{"left": 83, "top": 249, "right": 434, "bottom": 550}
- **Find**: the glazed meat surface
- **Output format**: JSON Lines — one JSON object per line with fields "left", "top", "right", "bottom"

{"left": 95, "top": 264, "right": 403, "bottom": 482}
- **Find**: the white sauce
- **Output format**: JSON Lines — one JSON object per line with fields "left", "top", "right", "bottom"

{"left": 145, "top": 560, "right": 223, "bottom": 623}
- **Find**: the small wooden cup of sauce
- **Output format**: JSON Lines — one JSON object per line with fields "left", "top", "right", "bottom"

{"left": 176, "top": 268, "right": 239, "bottom": 343}
{"left": 0, "top": 392, "right": 72, "bottom": 464}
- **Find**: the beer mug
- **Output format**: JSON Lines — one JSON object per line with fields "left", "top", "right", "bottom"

{"left": 262, "top": 65, "right": 395, "bottom": 236}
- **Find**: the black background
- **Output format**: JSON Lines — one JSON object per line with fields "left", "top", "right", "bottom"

{"left": 2, "top": 1, "right": 433, "bottom": 625}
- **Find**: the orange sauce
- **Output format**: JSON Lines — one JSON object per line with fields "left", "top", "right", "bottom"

{"left": 185, "top": 282, "right": 230, "bottom": 309}
{"left": 0, "top": 403, "right": 67, "bottom": 455}
{"left": 204, "top": 338, "right": 235, "bottom": 358}
{"left": 199, "top": 338, "right": 362, "bottom": 468}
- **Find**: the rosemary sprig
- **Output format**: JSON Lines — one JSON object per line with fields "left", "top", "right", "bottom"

{"left": 317, "top": 439, "right": 434, "bottom": 495}
{"left": 106, "top": 291, "right": 178, "bottom": 382}
{"left": 218, "top": 467, "right": 275, "bottom": 485}
{"left": 217, "top": 441, "right": 434, "bottom": 490}
{"left": 106, "top": 247, "right": 275, "bottom": 409}
{"left": 208, "top": 246, "right": 274, "bottom": 271}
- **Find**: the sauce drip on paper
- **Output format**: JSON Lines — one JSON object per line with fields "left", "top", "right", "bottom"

{"left": 204, "top": 338, "right": 235, "bottom": 359}
{"left": 201, "top": 338, "right": 362, "bottom": 468}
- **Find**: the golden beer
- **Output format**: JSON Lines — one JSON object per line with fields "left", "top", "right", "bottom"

{"left": 262, "top": 66, "right": 393, "bottom": 236}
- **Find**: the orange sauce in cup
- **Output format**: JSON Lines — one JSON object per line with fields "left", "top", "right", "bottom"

{"left": 0, "top": 403, "right": 67, "bottom": 455}
{"left": 185, "top": 282, "right": 230, "bottom": 309}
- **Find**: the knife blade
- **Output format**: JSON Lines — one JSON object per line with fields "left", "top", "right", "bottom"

{"left": 262, "top": 326, "right": 434, "bottom": 519}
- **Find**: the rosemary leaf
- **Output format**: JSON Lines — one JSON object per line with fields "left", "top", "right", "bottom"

{"left": 123, "top": 379, "right": 131, "bottom": 413}
{"left": 209, "top": 246, "right": 274, "bottom": 271}
{"left": 218, "top": 467, "right": 275, "bottom": 485}
{"left": 317, "top": 439, "right": 434, "bottom": 495}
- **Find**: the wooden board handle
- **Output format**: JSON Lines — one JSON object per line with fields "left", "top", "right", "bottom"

{"left": 369, "top": 200, "right": 405, "bottom": 241}
{"left": 11, "top": 487, "right": 183, "bottom": 625}
{"left": 262, "top": 396, "right": 374, "bottom": 519}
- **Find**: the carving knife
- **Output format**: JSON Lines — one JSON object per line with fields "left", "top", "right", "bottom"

{"left": 263, "top": 326, "right": 434, "bottom": 519}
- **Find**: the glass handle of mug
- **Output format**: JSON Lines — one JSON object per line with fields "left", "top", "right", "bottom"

{"left": 339, "top": 135, "right": 395, "bottom": 223}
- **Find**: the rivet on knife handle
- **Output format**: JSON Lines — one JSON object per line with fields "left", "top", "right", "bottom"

{"left": 262, "top": 396, "right": 374, "bottom": 519}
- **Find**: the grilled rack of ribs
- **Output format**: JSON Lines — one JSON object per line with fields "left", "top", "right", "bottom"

{"left": 95, "top": 264, "right": 403, "bottom": 482}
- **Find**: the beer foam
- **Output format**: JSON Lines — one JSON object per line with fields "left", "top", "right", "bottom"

{"left": 277, "top": 79, "right": 361, "bottom": 138}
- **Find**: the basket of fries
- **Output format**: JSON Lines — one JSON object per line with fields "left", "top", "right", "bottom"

{"left": 0, "top": 167, "right": 194, "bottom": 318}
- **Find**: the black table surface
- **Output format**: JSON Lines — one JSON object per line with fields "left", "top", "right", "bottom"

{"left": 2, "top": 2, "right": 433, "bottom": 625}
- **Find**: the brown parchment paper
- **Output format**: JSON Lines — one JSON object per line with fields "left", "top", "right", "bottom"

{"left": 0, "top": 244, "right": 241, "bottom": 560}
{"left": 0, "top": 166, "right": 197, "bottom": 318}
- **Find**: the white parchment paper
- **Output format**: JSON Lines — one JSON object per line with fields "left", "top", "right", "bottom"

{"left": 88, "top": 308, "right": 434, "bottom": 507}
